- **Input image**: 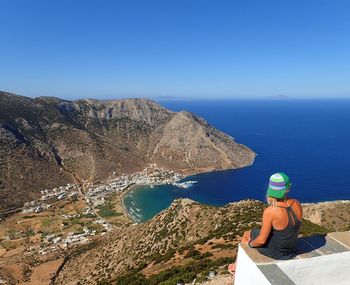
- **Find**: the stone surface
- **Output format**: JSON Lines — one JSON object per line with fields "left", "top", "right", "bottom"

{"left": 328, "top": 231, "right": 350, "bottom": 248}
{"left": 303, "top": 235, "right": 349, "bottom": 255}
{"left": 239, "top": 243, "right": 277, "bottom": 264}
{"left": 237, "top": 232, "right": 350, "bottom": 285}
{"left": 258, "top": 264, "right": 295, "bottom": 285}
{"left": 295, "top": 238, "right": 321, "bottom": 258}
{"left": 240, "top": 231, "right": 350, "bottom": 265}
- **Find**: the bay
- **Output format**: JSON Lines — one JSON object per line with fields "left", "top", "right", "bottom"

{"left": 123, "top": 99, "right": 350, "bottom": 223}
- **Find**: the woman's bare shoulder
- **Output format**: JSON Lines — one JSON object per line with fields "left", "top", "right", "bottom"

{"left": 288, "top": 198, "right": 303, "bottom": 217}
{"left": 264, "top": 205, "right": 278, "bottom": 215}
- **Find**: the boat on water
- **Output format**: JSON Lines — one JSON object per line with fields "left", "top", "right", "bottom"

{"left": 173, "top": 180, "right": 197, "bottom": 189}
{"left": 183, "top": 180, "right": 197, "bottom": 185}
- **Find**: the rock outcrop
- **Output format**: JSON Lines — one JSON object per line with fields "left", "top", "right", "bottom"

{"left": 302, "top": 200, "right": 350, "bottom": 231}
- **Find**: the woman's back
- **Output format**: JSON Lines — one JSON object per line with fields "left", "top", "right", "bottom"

{"left": 259, "top": 198, "right": 302, "bottom": 259}
{"left": 271, "top": 199, "right": 302, "bottom": 230}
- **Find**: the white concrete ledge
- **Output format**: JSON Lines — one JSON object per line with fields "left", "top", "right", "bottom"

{"left": 235, "top": 231, "right": 350, "bottom": 285}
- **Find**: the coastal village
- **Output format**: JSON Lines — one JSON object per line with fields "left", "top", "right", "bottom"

{"left": 0, "top": 164, "right": 187, "bottom": 257}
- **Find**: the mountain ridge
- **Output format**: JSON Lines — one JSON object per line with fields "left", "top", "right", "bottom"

{"left": 0, "top": 91, "right": 255, "bottom": 212}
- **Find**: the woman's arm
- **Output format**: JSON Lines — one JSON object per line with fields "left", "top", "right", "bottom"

{"left": 249, "top": 208, "right": 273, "bottom": 247}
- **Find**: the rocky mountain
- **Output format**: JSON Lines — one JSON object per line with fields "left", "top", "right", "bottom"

{"left": 0, "top": 91, "right": 255, "bottom": 212}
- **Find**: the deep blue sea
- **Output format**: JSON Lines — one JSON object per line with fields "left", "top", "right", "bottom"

{"left": 123, "top": 99, "right": 350, "bottom": 223}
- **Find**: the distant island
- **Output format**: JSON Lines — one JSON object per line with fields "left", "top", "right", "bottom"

{"left": 266, "top": 94, "right": 290, "bottom": 99}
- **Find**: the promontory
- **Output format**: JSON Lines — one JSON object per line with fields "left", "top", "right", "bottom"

{"left": 0, "top": 91, "right": 255, "bottom": 212}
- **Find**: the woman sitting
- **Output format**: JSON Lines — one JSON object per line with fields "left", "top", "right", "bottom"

{"left": 228, "top": 172, "right": 302, "bottom": 276}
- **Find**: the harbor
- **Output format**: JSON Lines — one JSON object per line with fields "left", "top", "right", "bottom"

{"left": 0, "top": 164, "right": 192, "bottom": 257}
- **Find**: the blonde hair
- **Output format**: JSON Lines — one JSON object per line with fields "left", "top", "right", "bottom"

{"left": 266, "top": 188, "right": 290, "bottom": 207}
{"left": 266, "top": 196, "right": 278, "bottom": 207}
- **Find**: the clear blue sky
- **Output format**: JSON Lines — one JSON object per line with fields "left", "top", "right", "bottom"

{"left": 1, "top": 0, "right": 350, "bottom": 99}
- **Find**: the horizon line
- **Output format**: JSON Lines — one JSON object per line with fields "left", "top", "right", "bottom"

{"left": 1, "top": 89, "right": 350, "bottom": 102}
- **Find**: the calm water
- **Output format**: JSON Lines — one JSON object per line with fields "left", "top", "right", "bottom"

{"left": 123, "top": 99, "right": 350, "bottom": 223}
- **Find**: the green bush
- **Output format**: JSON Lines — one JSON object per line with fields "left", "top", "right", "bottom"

{"left": 184, "top": 249, "right": 201, "bottom": 258}
{"left": 113, "top": 258, "right": 235, "bottom": 285}
{"left": 300, "top": 218, "right": 331, "bottom": 236}
{"left": 147, "top": 257, "right": 234, "bottom": 285}
{"left": 98, "top": 204, "right": 120, "bottom": 218}
{"left": 211, "top": 243, "right": 235, "bottom": 250}
{"left": 200, "top": 252, "right": 213, "bottom": 258}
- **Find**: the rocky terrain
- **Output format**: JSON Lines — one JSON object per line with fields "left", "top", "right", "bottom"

{"left": 1, "top": 91, "right": 347, "bottom": 285}
{"left": 50, "top": 197, "right": 335, "bottom": 285}
{"left": 0, "top": 194, "right": 344, "bottom": 285}
{"left": 54, "top": 199, "right": 264, "bottom": 285}
{"left": 0, "top": 91, "right": 255, "bottom": 212}
{"left": 302, "top": 200, "right": 350, "bottom": 231}
{"left": 0, "top": 198, "right": 265, "bottom": 284}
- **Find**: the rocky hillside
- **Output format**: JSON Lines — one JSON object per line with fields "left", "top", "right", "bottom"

{"left": 0, "top": 91, "right": 255, "bottom": 212}
{"left": 52, "top": 198, "right": 333, "bottom": 285}
{"left": 0, "top": 196, "right": 335, "bottom": 285}
{"left": 302, "top": 200, "right": 350, "bottom": 231}
{"left": 54, "top": 199, "right": 265, "bottom": 285}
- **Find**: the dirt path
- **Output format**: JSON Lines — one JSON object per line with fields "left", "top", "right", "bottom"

{"left": 59, "top": 164, "right": 84, "bottom": 196}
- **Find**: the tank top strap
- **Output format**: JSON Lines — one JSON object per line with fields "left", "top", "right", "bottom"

{"left": 282, "top": 206, "right": 293, "bottom": 226}
{"left": 277, "top": 204, "right": 300, "bottom": 226}
{"left": 288, "top": 205, "right": 301, "bottom": 223}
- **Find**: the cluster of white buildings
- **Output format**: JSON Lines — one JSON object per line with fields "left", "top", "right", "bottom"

{"left": 22, "top": 165, "right": 181, "bottom": 216}
{"left": 86, "top": 175, "right": 130, "bottom": 207}
{"left": 94, "top": 218, "right": 112, "bottom": 232}
{"left": 129, "top": 164, "right": 183, "bottom": 185}
{"left": 22, "top": 183, "right": 79, "bottom": 213}
{"left": 17, "top": 165, "right": 184, "bottom": 256}
{"left": 40, "top": 183, "right": 79, "bottom": 201}
{"left": 63, "top": 227, "right": 95, "bottom": 246}
{"left": 61, "top": 213, "right": 80, "bottom": 219}
{"left": 22, "top": 201, "right": 52, "bottom": 213}
{"left": 39, "top": 227, "right": 97, "bottom": 254}
{"left": 82, "top": 207, "right": 96, "bottom": 216}
{"left": 80, "top": 165, "right": 183, "bottom": 230}
{"left": 86, "top": 164, "right": 183, "bottom": 208}
{"left": 38, "top": 246, "right": 58, "bottom": 255}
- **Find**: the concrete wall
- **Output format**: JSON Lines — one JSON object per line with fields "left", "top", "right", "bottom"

{"left": 235, "top": 245, "right": 271, "bottom": 285}
{"left": 236, "top": 243, "right": 350, "bottom": 285}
